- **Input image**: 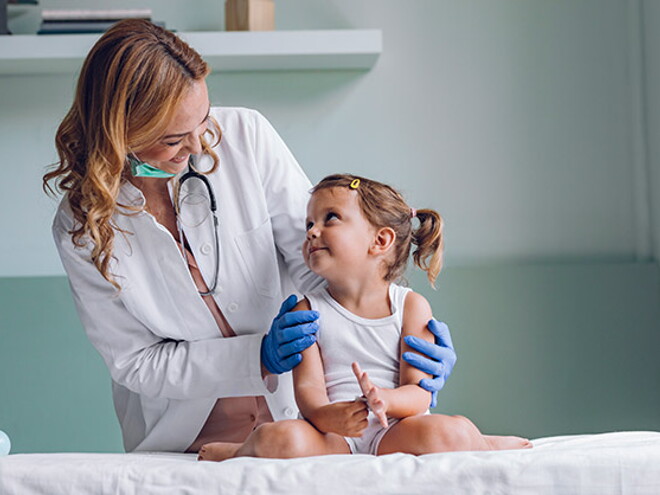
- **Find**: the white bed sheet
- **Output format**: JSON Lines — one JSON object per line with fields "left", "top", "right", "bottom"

{"left": 1, "top": 431, "right": 659, "bottom": 494}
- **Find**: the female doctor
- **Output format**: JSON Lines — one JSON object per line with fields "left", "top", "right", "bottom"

{"left": 44, "top": 19, "right": 457, "bottom": 453}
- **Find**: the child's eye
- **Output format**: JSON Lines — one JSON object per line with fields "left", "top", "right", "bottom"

{"left": 305, "top": 221, "right": 314, "bottom": 231}
{"left": 325, "top": 212, "right": 339, "bottom": 223}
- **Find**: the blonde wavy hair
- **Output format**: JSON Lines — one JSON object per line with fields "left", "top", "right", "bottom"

{"left": 43, "top": 19, "right": 220, "bottom": 289}
{"left": 311, "top": 174, "right": 444, "bottom": 287}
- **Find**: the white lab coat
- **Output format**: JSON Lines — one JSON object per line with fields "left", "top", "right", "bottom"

{"left": 53, "top": 107, "right": 323, "bottom": 452}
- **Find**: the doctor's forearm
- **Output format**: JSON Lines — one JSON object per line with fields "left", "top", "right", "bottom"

{"left": 111, "top": 335, "right": 267, "bottom": 400}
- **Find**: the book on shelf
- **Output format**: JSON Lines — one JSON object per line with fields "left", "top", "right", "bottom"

{"left": 37, "top": 9, "right": 156, "bottom": 35}
{"left": 38, "top": 20, "right": 125, "bottom": 35}
{"left": 41, "top": 9, "right": 152, "bottom": 22}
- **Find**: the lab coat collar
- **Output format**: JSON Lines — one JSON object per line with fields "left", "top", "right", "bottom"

{"left": 117, "top": 176, "right": 180, "bottom": 213}
{"left": 117, "top": 179, "right": 146, "bottom": 209}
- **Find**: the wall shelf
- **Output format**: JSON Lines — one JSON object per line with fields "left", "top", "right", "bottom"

{"left": 0, "top": 29, "right": 382, "bottom": 75}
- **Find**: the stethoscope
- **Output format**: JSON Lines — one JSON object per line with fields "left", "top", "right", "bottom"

{"left": 175, "top": 161, "right": 220, "bottom": 296}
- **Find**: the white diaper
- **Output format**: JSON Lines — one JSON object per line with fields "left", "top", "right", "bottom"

{"left": 344, "top": 413, "right": 399, "bottom": 455}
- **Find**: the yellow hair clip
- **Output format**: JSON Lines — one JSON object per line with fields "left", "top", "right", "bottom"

{"left": 350, "top": 179, "right": 360, "bottom": 189}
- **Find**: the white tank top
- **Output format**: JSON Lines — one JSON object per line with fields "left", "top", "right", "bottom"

{"left": 306, "top": 284, "right": 412, "bottom": 404}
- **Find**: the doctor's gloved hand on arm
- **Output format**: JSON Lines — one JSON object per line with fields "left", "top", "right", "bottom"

{"left": 402, "top": 319, "right": 456, "bottom": 408}
{"left": 261, "top": 295, "right": 320, "bottom": 375}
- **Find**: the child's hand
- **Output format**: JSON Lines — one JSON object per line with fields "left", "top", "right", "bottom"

{"left": 311, "top": 401, "right": 369, "bottom": 437}
{"left": 352, "top": 362, "right": 388, "bottom": 428}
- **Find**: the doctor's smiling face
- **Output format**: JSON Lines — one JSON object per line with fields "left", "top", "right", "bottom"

{"left": 134, "top": 78, "right": 211, "bottom": 175}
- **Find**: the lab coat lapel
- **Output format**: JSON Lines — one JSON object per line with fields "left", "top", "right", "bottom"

{"left": 118, "top": 180, "right": 221, "bottom": 341}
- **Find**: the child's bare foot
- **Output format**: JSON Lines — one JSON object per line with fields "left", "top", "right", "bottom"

{"left": 197, "top": 442, "right": 242, "bottom": 462}
{"left": 484, "top": 435, "right": 533, "bottom": 451}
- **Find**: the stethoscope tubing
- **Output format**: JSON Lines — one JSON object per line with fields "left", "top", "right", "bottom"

{"left": 176, "top": 162, "right": 220, "bottom": 296}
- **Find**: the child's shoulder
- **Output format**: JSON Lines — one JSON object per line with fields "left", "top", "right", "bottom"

{"left": 292, "top": 296, "right": 311, "bottom": 312}
{"left": 403, "top": 289, "right": 432, "bottom": 315}
{"left": 296, "top": 286, "right": 329, "bottom": 312}
{"left": 402, "top": 289, "right": 433, "bottom": 335}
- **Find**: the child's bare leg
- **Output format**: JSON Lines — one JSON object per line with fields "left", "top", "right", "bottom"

{"left": 197, "top": 442, "right": 242, "bottom": 461}
{"left": 377, "top": 414, "right": 532, "bottom": 455}
{"left": 483, "top": 435, "right": 533, "bottom": 450}
{"left": 198, "top": 419, "right": 350, "bottom": 461}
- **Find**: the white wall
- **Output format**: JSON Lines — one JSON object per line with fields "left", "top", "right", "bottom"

{"left": 1, "top": 0, "right": 651, "bottom": 276}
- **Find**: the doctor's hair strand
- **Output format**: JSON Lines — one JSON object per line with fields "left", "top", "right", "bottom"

{"left": 43, "top": 19, "right": 220, "bottom": 289}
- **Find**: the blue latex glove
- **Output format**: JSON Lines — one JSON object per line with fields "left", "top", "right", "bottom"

{"left": 261, "top": 295, "right": 319, "bottom": 374}
{"left": 402, "top": 319, "right": 456, "bottom": 408}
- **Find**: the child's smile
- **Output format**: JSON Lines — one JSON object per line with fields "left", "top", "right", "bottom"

{"left": 307, "top": 245, "right": 328, "bottom": 256}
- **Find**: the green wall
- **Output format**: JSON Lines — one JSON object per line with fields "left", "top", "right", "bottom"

{"left": 419, "top": 262, "right": 660, "bottom": 437}
{"left": 0, "top": 277, "right": 123, "bottom": 453}
{"left": 2, "top": 262, "right": 658, "bottom": 453}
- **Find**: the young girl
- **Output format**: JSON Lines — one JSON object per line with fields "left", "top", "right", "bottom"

{"left": 199, "top": 174, "right": 531, "bottom": 460}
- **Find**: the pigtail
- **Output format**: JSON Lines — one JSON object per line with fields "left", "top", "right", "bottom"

{"left": 412, "top": 209, "right": 444, "bottom": 287}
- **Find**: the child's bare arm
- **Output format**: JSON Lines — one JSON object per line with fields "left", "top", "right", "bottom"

{"left": 365, "top": 291, "right": 435, "bottom": 419}
{"left": 292, "top": 299, "right": 369, "bottom": 437}
{"left": 397, "top": 291, "right": 436, "bottom": 413}
{"left": 291, "top": 299, "right": 328, "bottom": 416}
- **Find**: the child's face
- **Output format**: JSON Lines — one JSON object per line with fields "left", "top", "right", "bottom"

{"left": 303, "top": 187, "right": 377, "bottom": 281}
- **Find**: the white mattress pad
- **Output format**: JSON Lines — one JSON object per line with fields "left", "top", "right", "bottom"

{"left": 0, "top": 431, "right": 659, "bottom": 494}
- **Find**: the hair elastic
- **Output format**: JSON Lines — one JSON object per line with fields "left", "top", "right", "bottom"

{"left": 410, "top": 208, "right": 417, "bottom": 219}
{"left": 350, "top": 179, "right": 360, "bottom": 189}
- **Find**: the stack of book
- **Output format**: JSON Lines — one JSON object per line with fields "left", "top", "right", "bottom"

{"left": 37, "top": 9, "right": 153, "bottom": 35}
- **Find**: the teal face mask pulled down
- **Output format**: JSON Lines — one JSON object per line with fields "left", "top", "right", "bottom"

{"left": 129, "top": 158, "right": 176, "bottom": 178}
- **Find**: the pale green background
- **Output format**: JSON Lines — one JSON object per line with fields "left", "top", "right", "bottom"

{"left": 1, "top": 0, "right": 659, "bottom": 453}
